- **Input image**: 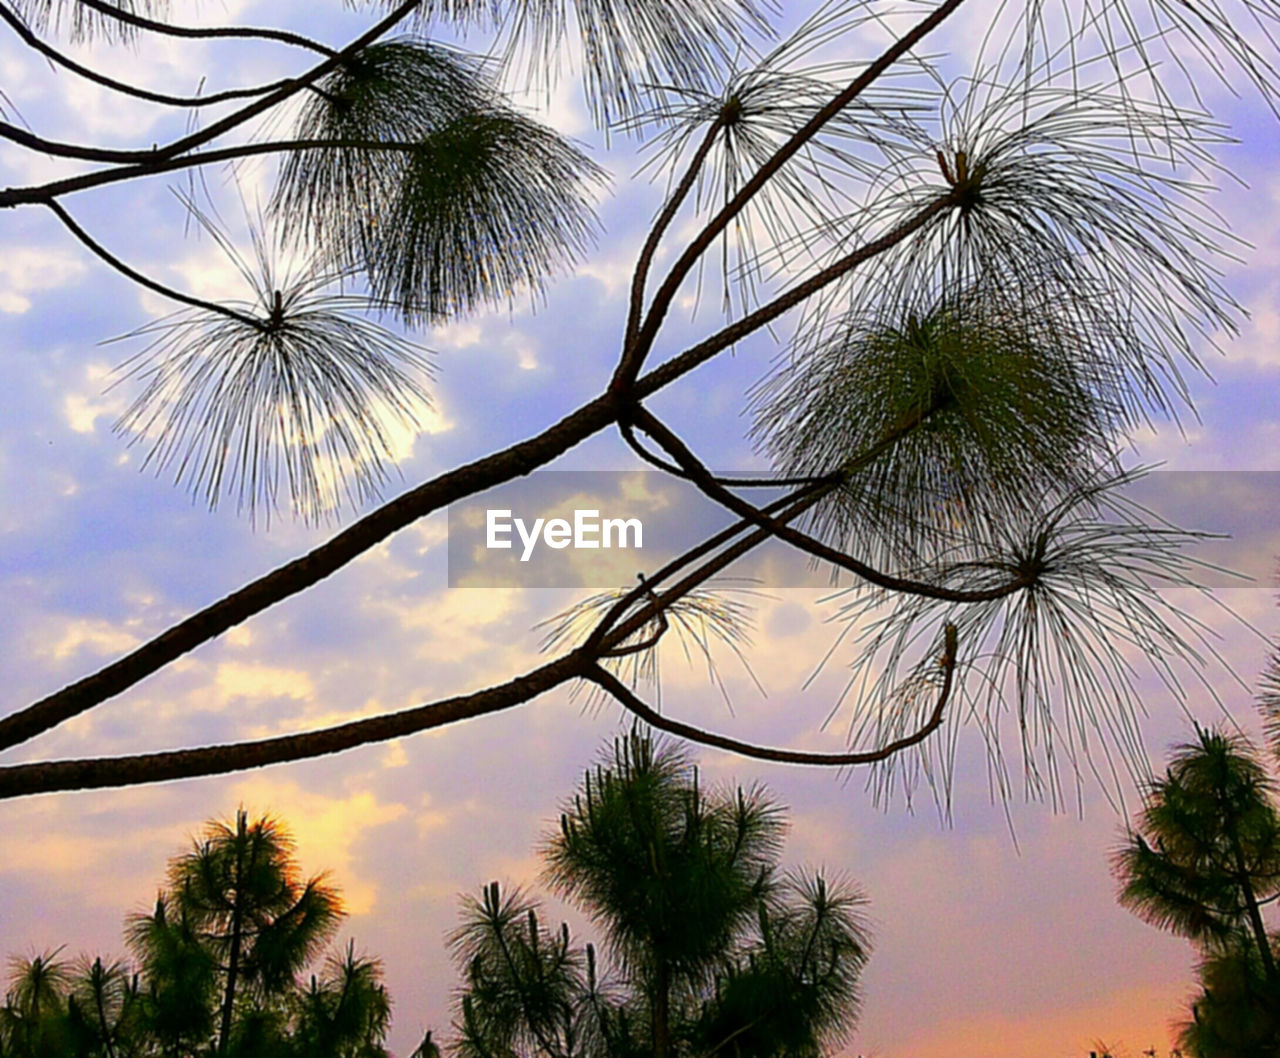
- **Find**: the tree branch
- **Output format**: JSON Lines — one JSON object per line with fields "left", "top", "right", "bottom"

{"left": 587, "top": 484, "right": 834, "bottom": 652}
{"left": 586, "top": 622, "right": 957, "bottom": 767}
{"left": 70, "top": 0, "right": 340, "bottom": 56}
{"left": 623, "top": 117, "right": 723, "bottom": 352}
{"left": 0, "top": 3, "right": 300, "bottom": 107}
{"left": 0, "top": 190, "right": 955, "bottom": 756}
{"left": 629, "top": 405, "right": 1031, "bottom": 603}
{"left": 617, "top": 418, "right": 827, "bottom": 488}
{"left": 0, "top": 653, "right": 589, "bottom": 799}
{"left": 45, "top": 199, "right": 259, "bottom": 325}
{"left": 0, "top": 139, "right": 445, "bottom": 206}
{"left": 631, "top": 189, "right": 959, "bottom": 401}
{"left": 613, "top": 0, "right": 970, "bottom": 388}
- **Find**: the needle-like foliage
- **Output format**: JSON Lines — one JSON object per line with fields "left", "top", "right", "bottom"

{"left": 446, "top": 734, "right": 870, "bottom": 1058}
{"left": 545, "top": 733, "right": 785, "bottom": 985}
{"left": 11, "top": 0, "right": 164, "bottom": 42}
{"left": 1114, "top": 723, "right": 1280, "bottom": 1055}
{"left": 821, "top": 469, "right": 1240, "bottom": 811}
{"left": 272, "top": 39, "right": 604, "bottom": 324}
{"left": 794, "top": 77, "right": 1242, "bottom": 423}
{"left": 539, "top": 582, "right": 764, "bottom": 709}
{"left": 1116, "top": 727, "right": 1280, "bottom": 947}
{"left": 344, "top": 0, "right": 501, "bottom": 27}
{"left": 112, "top": 202, "right": 434, "bottom": 524}
{"left": 690, "top": 872, "right": 870, "bottom": 1058}
{"left": 291, "top": 941, "right": 394, "bottom": 1057}
{"left": 752, "top": 286, "right": 1123, "bottom": 569}
{"left": 627, "top": 1, "right": 933, "bottom": 311}
{"left": 3, "top": 0, "right": 1278, "bottom": 811}
{"left": 497, "top": 0, "right": 775, "bottom": 129}
{"left": 3, "top": 810, "right": 396, "bottom": 1056}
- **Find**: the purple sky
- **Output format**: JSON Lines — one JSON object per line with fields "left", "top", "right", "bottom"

{"left": 2, "top": 2, "right": 1279, "bottom": 1056}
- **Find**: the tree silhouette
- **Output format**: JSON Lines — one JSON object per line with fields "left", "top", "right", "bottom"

{"left": 0, "top": 0, "right": 1275, "bottom": 803}
{"left": 0, "top": 810, "right": 395, "bottom": 1057}
{"left": 1114, "top": 726, "right": 1280, "bottom": 1056}
{"left": 447, "top": 733, "right": 871, "bottom": 1058}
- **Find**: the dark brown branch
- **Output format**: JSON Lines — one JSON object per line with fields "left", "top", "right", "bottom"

{"left": 0, "top": 394, "right": 620, "bottom": 754}
{"left": 0, "top": 120, "right": 168, "bottom": 163}
{"left": 613, "top": 0, "right": 970, "bottom": 389}
{"left": 1, "top": 138, "right": 453, "bottom": 208}
{"left": 598, "top": 489, "right": 835, "bottom": 652}
{"left": 72, "top": 0, "right": 339, "bottom": 56}
{"left": 586, "top": 621, "right": 958, "bottom": 766}
{"left": 630, "top": 405, "right": 1030, "bottom": 604}
{"left": 623, "top": 117, "right": 723, "bottom": 353}
{"left": 116, "top": 0, "right": 418, "bottom": 166}
{"left": 617, "top": 418, "right": 826, "bottom": 488}
{"left": 583, "top": 482, "right": 834, "bottom": 652}
{"left": 0, "top": 3, "right": 299, "bottom": 107}
{"left": 0, "top": 0, "right": 430, "bottom": 212}
{"left": 632, "top": 189, "right": 959, "bottom": 401}
{"left": 598, "top": 579, "right": 670, "bottom": 658}
{"left": 45, "top": 199, "right": 259, "bottom": 325}
{"left": 0, "top": 190, "right": 954, "bottom": 755}
{"left": 0, "top": 653, "right": 588, "bottom": 800}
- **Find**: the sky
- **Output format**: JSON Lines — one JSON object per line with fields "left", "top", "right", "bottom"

{"left": 1, "top": 1, "right": 1280, "bottom": 1056}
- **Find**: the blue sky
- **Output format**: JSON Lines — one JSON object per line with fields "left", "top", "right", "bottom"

{"left": 2, "top": 1, "right": 1280, "bottom": 1055}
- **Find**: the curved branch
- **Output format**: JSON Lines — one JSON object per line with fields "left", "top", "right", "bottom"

{"left": 623, "top": 116, "right": 723, "bottom": 352}
{"left": 630, "top": 405, "right": 1030, "bottom": 604}
{"left": 45, "top": 199, "right": 259, "bottom": 325}
{"left": 597, "top": 579, "right": 670, "bottom": 658}
{"left": 614, "top": 0, "right": 970, "bottom": 387}
{"left": 632, "top": 189, "right": 959, "bottom": 401}
{"left": 0, "top": 192, "right": 954, "bottom": 755}
{"left": 0, "top": 393, "right": 621, "bottom": 755}
{"left": 586, "top": 623, "right": 958, "bottom": 766}
{"left": 122, "top": 0, "right": 420, "bottom": 167}
{"left": 585, "top": 482, "right": 834, "bottom": 652}
{"left": 0, "top": 120, "right": 170, "bottom": 163}
{"left": 71, "top": 0, "right": 339, "bottom": 56}
{"left": 0, "top": 653, "right": 588, "bottom": 799}
{"left": 1, "top": 139, "right": 431, "bottom": 206}
{"left": 617, "top": 418, "right": 826, "bottom": 489}
{"left": 0, "top": 4, "right": 300, "bottom": 107}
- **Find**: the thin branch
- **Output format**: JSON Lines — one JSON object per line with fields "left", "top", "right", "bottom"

{"left": 629, "top": 404, "right": 1032, "bottom": 603}
{"left": 618, "top": 417, "right": 827, "bottom": 488}
{"left": 0, "top": 3, "right": 300, "bottom": 107}
{"left": 44, "top": 198, "right": 259, "bottom": 325}
{"left": 0, "top": 120, "right": 170, "bottom": 163}
{"left": 623, "top": 116, "right": 723, "bottom": 352}
{"left": 584, "top": 482, "right": 833, "bottom": 652}
{"left": 597, "top": 490, "right": 832, "bottom": 652}
{"left": 613, "top": 0, "right": 971, "bottom": 389}
{"left": 70, "top": 0, "right": 339, "bottom": 56}
{"left": 0, "top": 0, "right": 433, "bottom": 210}
{"left": 0, "top": 653, "right": 588, "bottom": 799}
{"left": 597, "top": 579, "right": 671, "bottom": 658}
{"left": 0, "top": 136, "right": 469, "bottom": 208}
{"left": 586, "top": 622, "right": 957, "bottom": 766}
{"left": 632, "top": 189, "right": 960, "bottom": 401}
{"left": 0, "top": 190, "right": 956, "bottom": 754}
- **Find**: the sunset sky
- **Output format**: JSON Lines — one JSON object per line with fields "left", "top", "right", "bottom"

{"left": 2, "top": 2, "right": 1279, "bottom": 1056}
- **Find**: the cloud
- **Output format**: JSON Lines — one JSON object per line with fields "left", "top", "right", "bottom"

{"left": 216, "top": 661, "right": 315, "bottom": 704}
{"left": 50, "top": 617, "right": 140, "bottom": 660}
{"left": 0, "top": 247, "right": 86, "bottom": 313}
{"left": 226, "top": 779, "right": 411, "bottom": 916}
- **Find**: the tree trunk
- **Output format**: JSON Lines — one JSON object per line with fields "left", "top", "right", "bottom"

{"left": 217, "top": 811, "right": 249, "bottom": 1056}
{"left": 653, "top": 960, "right": 670, "bottom": 1058}
{"left": 1230, "top": 835, "right": 1278, "bottom": 984}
